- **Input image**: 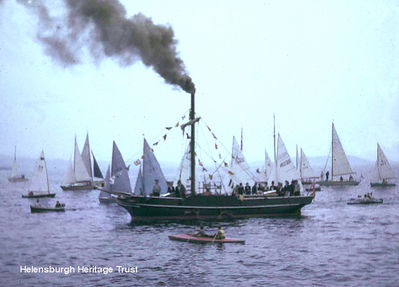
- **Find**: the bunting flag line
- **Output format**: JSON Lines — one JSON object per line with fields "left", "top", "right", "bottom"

{"left": 224, "top": 162, "right": 228, "bottom": 167}
{"left": 165, "top": 127, "right": 172, "bottom": 130}
{"left": 206, "top": 125, "right": 212, "bottom": 132}
{"left": 141, "top": 155, "right": 144, "bottom": 159}
{"left": 215, "top": 143, "right": 218, "bottom": 149}
{"left": 209, "top": 175, "right": 213, "bottom": 180}
{"left": 228, "top": 170, "right": 234, "bottom": 175}
{"left": 163, "top": 134, "right": 167, "bottom": 140}
{"left": 175, "top": 122, "right": 180, "bottom": 127}
{"left": 212, "top": 133, "right": 218, "bottom": 140}
{"left": 153, "top": 141, "right": 159, "bottom": 146}
{"left": 134, "top": 159, "right": 141, "bottom": 166}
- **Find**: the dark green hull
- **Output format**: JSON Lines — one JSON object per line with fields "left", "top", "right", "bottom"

{"left": 116, "top": 194, "right": 314, "bottom": 222}
{"left": 370, "top": 183, "right": 396, "bottom": 187}
{"left": 22, "top": 193, "right": 56, "bottom": 198}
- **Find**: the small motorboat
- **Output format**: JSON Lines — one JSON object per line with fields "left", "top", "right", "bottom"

{"left": 168, "top": 234, "right": 245, "bottom": 244}
{"left": 347, "top": 198, "right": 383, "bottom": 205}
{"left": 30, "top": 204, "right": 65, "bottom": 213}
{"left": 22, "top": 193, "right": 56, "bottom": 198}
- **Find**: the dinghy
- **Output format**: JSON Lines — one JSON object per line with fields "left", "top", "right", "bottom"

{"left": 347, "top": 198, "right": 383, "bottom": 205}
{"left": 30, "top": 204, "right": 65, "bottom": 213}
{"left": 22, "top": 151, "right": 56, "bottom": 198}
{"left": 319, "top": 123, "right": 359, "bottom": 186}
{"left": 168, "top": 234, "right": 245, "bottom": 244}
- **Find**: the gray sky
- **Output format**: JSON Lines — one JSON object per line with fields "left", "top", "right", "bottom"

{"left": 1, "top": 0, "right": 399, "bottom": 166}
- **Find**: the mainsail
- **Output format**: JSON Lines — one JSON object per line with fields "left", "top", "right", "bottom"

{"left": 331, "top": 123, "right": 354, "bottom": 177}
{"left": 176, "top": 143, "right": 197, "bottom": 188}
{"left": 375, "top": 143, "right": 395, "bottom": 181}
{"left": 111, "top": 141, "right": 132, "bottom": 194}
{"left": 300, "top": 148, "right": 318, "bottom": 179}
{"left": 257, "top": 149, "right": 273, "bottom": 182}
{"left": 134, "top": 168, "right": 144, "bottom": 195}
{"left": 81, "top": 133, "right": 93, "bottom": 179}
{"left": 229, "top": 136, "right": 258, "bottom": 184}
{"left": 74, "top": 138, "right": 92, "bottom": 182}
{"left": 28, "top": 150, "right": 49, "bottom": 194}
{"left": 143, "top": 138, "right": 168, "bottom": 196}
{"left": 92, "top": 152, "right": 104, "bottom": 179}
{"left": 63, "top": 159, "right": 75, "bottom": 184}
{"left": 268, "top": 134, "right": 300, "bottom": 185}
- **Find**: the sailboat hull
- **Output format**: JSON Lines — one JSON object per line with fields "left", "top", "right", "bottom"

{"left": 22, "top": 193, "right": 56, "bottom": 198}
{"left": 116, "top": 195, "right": 314, "bottom": 222}
{"left": 318, "top": 181, "right": 359, "bottom": 186}
{"left": 61, "top": 182, "right": 95, "bottom": 191}
{"left": 370, "top": 183, "right": 396, "bottom": 187}
{"left": 8, "top": 177, "right": 28, "bottom": 183}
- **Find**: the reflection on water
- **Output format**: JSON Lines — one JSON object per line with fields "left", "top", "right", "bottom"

{"left": 0, "top": 169, "right": 399, "bottom": 286}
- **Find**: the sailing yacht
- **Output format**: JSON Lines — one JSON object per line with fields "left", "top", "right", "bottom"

{"left": 229, "top": 136, "right": 258, "bottom": 186}
{"left": 370, "top": 143, "right": 396, "bottom": 187}
{"left": 22, "top": 150, "right": 55, "bottom": 198}
{"left": 112, "top": 92, "right": 313, "bottom": 222}
{"left": 319, "top": 123, "right": 359, "bottom": 186}
{"left": 60, "top": 137, "right": 94, "bottom": 191}
{"left": 8, "top": 146, "right": 28, "bottom": 182}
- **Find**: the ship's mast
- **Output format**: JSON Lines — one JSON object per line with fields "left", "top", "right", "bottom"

{"left": 190, "top": 91, "right": 196, "bottom": 195}
{"left": 273, "top": 113, "right": 278, "bottom": 182}
{"left": 331, "top": 122, "right": 334, "bottom": 180}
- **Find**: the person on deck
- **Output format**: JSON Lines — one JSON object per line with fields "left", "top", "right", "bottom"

{"left": 55, "top": 201, "right": 61, "bottom": 208}
{"left": 167, "top": 182, "right": 175, "bottom": 196}
{"left": 244, "top": 183, "right": 251, "bottom": 195}
{"left": 237, "top": 183, "right": 244, "bottom": 195}
{"left": 176, "top": 180, "right": 186, "bottom": 198}
{"left": 325, "top": 171, "right": 330, "bottom": 181}
{"left": 214, "top": 226, "right": 225, "bottom": 240}
{"left": 349, "top": 175, "right": 354, "bottom": 182}
{"left": 151, "top": 179, "right": 161, "bottom": 196}
{"left": 251, "top": 183, "right": 257, "bottom": 195}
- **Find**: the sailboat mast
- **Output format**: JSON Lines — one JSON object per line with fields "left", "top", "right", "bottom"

{"left": 331, "top": 123, "right": 334, "bottom": 180}
{"left": 43, "top": 151, "right": 50, "bottom": 194}
{"left": 14, "top": 145, "right": 16, "bottom": 162}
{"left": 273, "top": 114, "right": 278, "bottom": 182}
{"left": 190, "top": 91, "right": 196, "bottom": 195}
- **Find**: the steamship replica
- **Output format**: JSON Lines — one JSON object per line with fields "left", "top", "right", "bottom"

{"left": 100, "top": 86, "right": 314, "bottom": 222}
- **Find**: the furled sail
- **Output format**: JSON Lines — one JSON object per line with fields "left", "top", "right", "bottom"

{"left": 268, "top": 134, "right": 300, "bottom": 185}
{"left": 92, "top": 152, "right": 104, "bottom": 179}
{"left": 74, "top": 138, "right": 92, "bottom": 182}
{"left": 229, "top": 136, "right": 258, "bottom": 184}
{"left": 111, "top": 141, "right": 132, "bottom": 194}
{"left": 81, "top": 133, "right": 93, "bottom": 179}
{"left": 134, "top": 168, "right": 144, "bottom": 195}
{"left": 331, "top": 123, "right": 354, "bottom": 177}
{"left": 28, "top": 150, "right": 49, "bottom": 194}
{"left": 143, "top": 138, "right": 168, "bottom": 196}
{"left": 376, "top": 143, "right": 395, "bottom": 180}
{"left": 300, "top": 148, "right": 318, "bottom": 179}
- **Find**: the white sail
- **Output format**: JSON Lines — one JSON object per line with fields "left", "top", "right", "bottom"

{"left": 332, "top": 123, "right": 354, "bottom": 177}
{"left": 10, "top": 146, "right": 23, "bottom": 178}
{"left": 257, "top": 149, "right": 273, "bottom": 182}
{"left": 229, "top": 136, "right": 258, "bottom": 185}
{"left": 28, "top": 151, "right": 49, "bottom": 194}
{"left": 99, "top": 166, "right": 111, "bottom": 198}
{"left": 300, "top": 148, "right": 318, "bottom": 179}
{"left": 268, "top": 134, "right": 300, "bottom": 185}
{"left": 376, "top": 143, "right": 395, "bottom": 180}
{"left": 134, "top": 168, "right": 144, "bottom": 195}
{"left": 81, "top": 133, "right": 93, "bottom": 179}
{"left": 111, "top": 141, "right": 132, "bottom": 193}
{"left": 143, "top": 138, "right": 168, "bottom": 196}
{"left": 63, "top": 159, "right": 75, "bottom": 184}
{"left": 74, "top": 138, "right": 92, "bottom": 182}
{"left": 176, "top": 143, "right": 198, "bottom": 188}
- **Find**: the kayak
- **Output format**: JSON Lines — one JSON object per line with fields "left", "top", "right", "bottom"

{"left": 347, "top": 198, "right": 383, "bottom": 205}
{"left": 168, "top": 234, "right": 245, "bottom": 244}
{"left": 30, "top": 205, "right": 65, "bottom": 213}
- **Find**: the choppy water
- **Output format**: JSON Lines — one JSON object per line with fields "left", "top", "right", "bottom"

{"left": 1, "top": 168, "right": 399, "bottom": 287}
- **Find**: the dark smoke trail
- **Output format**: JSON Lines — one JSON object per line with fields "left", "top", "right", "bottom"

{"left": 16, "top": 0, "right": 195, "bottom": 93}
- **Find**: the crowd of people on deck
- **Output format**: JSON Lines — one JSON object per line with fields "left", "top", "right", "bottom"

{"left": 150, "top": 178, "right": 301, "bottom": 198}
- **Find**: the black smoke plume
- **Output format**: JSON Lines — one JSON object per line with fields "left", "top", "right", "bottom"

{"left": 16, "top": 0, "right": 195, "bottom": 93}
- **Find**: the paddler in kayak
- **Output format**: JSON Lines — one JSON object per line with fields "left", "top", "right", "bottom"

{"left": 193, "top": 226, "right": 212, "bottom": 237}
{"left": 214, "top": 226, "right": 225, "bottom": 240}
